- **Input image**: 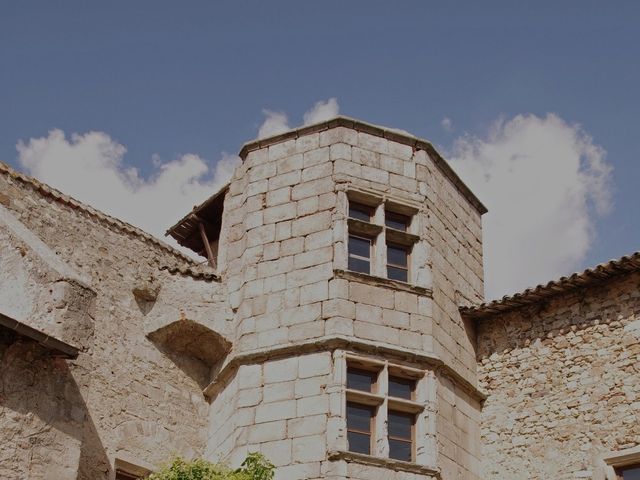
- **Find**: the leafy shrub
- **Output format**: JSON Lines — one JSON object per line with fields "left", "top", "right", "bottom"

{"left": 147, "top": 452, "right": 275, "bottom": 480}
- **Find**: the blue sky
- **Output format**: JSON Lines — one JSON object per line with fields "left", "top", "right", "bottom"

{"left": 1, "top": 1, "right": 639, "bottom": 297}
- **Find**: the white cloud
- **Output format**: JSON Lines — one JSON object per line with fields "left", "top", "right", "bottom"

{"left": 302, "top": 97, "right": 340, "bottom": 125}
{"left": 441, "top": 117, "right": 453, "bottom": 132}
{"left": 257, "top": 98, "right": 340, "bottom": 138}
{"left": 257, "top": 110, "right": 290, "bottom": 139}
{"left": 449, "top": 113, "right": 613, "bottom": 300}
{"left": 16, "top": 129, "right": 239, "bottom": 254}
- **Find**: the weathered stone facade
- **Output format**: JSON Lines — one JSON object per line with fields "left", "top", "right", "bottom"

{"left": 2, "top": 115, "right": 638, "bottom": 480}
{"left": 474, "top": 267, "right": 640, "bottom": 479}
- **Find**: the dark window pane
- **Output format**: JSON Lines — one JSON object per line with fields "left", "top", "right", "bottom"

{"left": 347, "top": 368, "right": 376, "bottom": 392}
{"left": 389, "top": 438, "right": 412, "bottom": 462}
{"left": 349, "top": 257, "right": 370, "bottom": 274}
{"left": 349, "top": 203, "right": 372, "bottom": 221}
{"left": 347, "top": 431, "right": 371, "bottom": 455}
{"left": 349, "top": 236, "right": 371, "bottom": 258}
{"left": 116, "top": 472, "right": 140, "bottom": 480}
{"left": 385, "top": 212, "right": 409, "bottom": 231}
{"left": 388, "top": 376, "right": 415, "bottom": 400}
{"left": 387, "top": 245, "right": 408, "bottom": 266}
{"left": 347, "top": 403, "right": 373, "bottom": 432}
{"left": 387, "top": 266, "right": 408, "bottom": 282}
{"left": 388, "top": 411, "right": 413, "bottom": 439}
{"left": 621, "top": 466, "right": 640, "bottom": 480}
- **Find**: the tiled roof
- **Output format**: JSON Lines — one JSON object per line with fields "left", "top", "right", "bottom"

{"left": 0, "top": 161, "right": 218, "bottom": 281}
{"left": 461, "top": 251, "right": 640, "bottom": 319}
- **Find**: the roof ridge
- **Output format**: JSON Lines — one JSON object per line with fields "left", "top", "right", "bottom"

{"left": 462, "top": 250, "right": 640, "bottom": 318}
{"left": 0, "top": 161, "right": 200, "bottom": 266}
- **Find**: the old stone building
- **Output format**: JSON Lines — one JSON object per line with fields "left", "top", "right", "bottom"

{"left": 0, "top": 116, "right": 638, "bottom": 480}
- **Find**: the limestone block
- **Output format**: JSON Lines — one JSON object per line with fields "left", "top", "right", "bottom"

{"left": 382, "top": 308, "right": 410, "bottom": 329}
{"left": 298, "top": 352, "right": 332, "bottom": 378}
{"left": 269, "top": 170, "right": 301, "bottom": 190}
{"left": 292, "top": 434, "right": 326, "bottom": 462}
{"left": 380, "top": 154, "right": 405, "bottom": 175}
{"left": 248, "top": 162, "right": 276, "bottom": 182}
{"left": 319, "top": 126, "right": 358, "bottom": 146}
{"left": 305, "top": 230, "right": 333, "bottom": 251}
{"left": 268, "top": 140, "right": 296, "bottom": 161}
{"left": 355, "top": 303, "right": 382, "bottom": 323}
{"left": 277, "top": 153, "right": 303, "bottom": 174}
{"left": 300, "top": 281, "right": 329, "bottom": 305}
{"left": 288, "top": 414, "right": 327, "bottom": 437}
{"left": 295, "top": 246, "right": 333, "bottom": 270}
{"left": 349, "top": 283, "right": 395, "bottom": 309}
{"left": 263, "top": 381, "right": 295, "bottom": 403}
{"left": 296, "top": 133, "right": 320, "bottom": 153}
{"left": 358, "top": 132, "right": 389, "bottom": 154}
{"left": 263, "top": 203, "right": 297, "bottom": 224}
{"left": 286, "top": 263, "right": 333, "bottom": 289}
{"left": 275, "top": 462, "right": 321, "bottom": 480}
{"left": 334, "top": 158, "right": 362, "bottom": 177}
{"left": 303, "top": 147, "right": 330, "bottom": 168}
{"left": 255, "top": 399, "right": 297, "bottom": 423}
{"left": 247, "top": 421, "right": 287, "bottom": 443}
{"left": 297, "top": 195, "right": 320, "bottom": 216}
{"left": 288, "top": 319, "right": 324, "bottom": 341}
{"left": 238, "top": 364, "right": 262, "bottom": 390}
{"left": 291, "top": 210, "right": 331, "bottom": 236}
{"left": 266, "top": 186, "right": 291, "bottom": 207}
{"left": 247, "top": 224, "right": 276, "bottom": 247}
{"left": 291, "top": 177, "right": 334, "bottom": 201}
{"left": 323, "top": 299, "right": 356, "bottom": 319}
{"left": 361, "top": 165, "right": 389, "bottom": 184}
{"left": 260, "top": 439, "right": 292, "bottom": 467}
{"left": 281, "top": 237, "right": 305, "bottom": 256}
{"left": 352, "top": 147, "right": 380, "bottom": 168}
{"left": 297, "top": 395, "right": 329, "bottom": 416}
{"left": 264, "top": 357, "right": 299, "bottom": 383}
{"left": 325, "top": 316, "right": 354, "bottom": 336}
{"left": 246, "top": 179, "right": 269, "bottom": 196}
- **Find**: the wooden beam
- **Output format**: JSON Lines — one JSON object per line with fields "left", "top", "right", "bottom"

{"left": 198, "top": 222, "right": 216, "bottom": 269}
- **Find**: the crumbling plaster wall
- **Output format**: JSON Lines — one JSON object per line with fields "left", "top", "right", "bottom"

{"left": 477, "top": 272, "right": 640, "bottom": 479}
{"left": 0, "top": 171, "right": 231, "bottom": 479}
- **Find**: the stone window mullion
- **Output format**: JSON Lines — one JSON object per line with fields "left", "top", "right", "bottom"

{"left": 373, "top": 203, "right": 387, "bottom": 278}
{"left": 375, "top": 362, "right": 390, "bottom": 458}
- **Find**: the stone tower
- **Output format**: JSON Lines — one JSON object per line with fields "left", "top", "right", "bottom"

{"left": 169, "top": 117, "right": 487, "bottom": 479}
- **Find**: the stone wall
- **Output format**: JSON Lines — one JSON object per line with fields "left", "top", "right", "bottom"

{"left": 477, "top": 271, "right": 640, "bottom": 479}
{"left": 0, "top": 168, "right": 230, "bottom": 479}
{"left": 212, "top": 123, "right": 484, "bottom": 479}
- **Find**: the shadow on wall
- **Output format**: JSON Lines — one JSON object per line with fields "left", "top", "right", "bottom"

{"left": 147, "top": 319, "right": 232, "bottom": 390}
{"left": 0, "top": 333, "right": 111, "bottom": 480}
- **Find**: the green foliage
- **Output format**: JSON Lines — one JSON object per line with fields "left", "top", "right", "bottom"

{"left": 147, "top": 452, "right": 274, "bottom": 480}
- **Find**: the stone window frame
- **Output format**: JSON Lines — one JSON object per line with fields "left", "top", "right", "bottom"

{"left": 603, "top": 445, "right": 640, "bottom": 480}
{"left": 344, "top": 190, "right": 420, "bottom": 284}
{"left": 333, "top": 351, "right": 438, "bottom": 469}
{"left": 113, "top": 457, "right": 152, "bottom": 480}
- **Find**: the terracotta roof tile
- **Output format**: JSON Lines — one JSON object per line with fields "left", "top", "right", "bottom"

{"left": 461, "top": 251, "right": 640, "bottom": 319}
{"left": 0, "top": 161, "right": 218, "bottom": 282}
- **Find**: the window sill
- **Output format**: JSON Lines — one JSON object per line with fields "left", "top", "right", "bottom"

{"left": 327, "top": 450, "right": 439, "bottom": 476}
{"left": 346, "top": 388, "right": 385, "bottom": 406}
{"left": 334, "top": 269, "right": 432, "bottom": 297}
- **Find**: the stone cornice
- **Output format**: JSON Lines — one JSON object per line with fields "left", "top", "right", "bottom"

{"left": 334, "top": 269, "right": 432, "bottom": 296}
{"left": 327, "top": 450, "right": 440, "bottom": 477}
{"left": 203, "top": 335, "right": 486, "bottom": 403}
